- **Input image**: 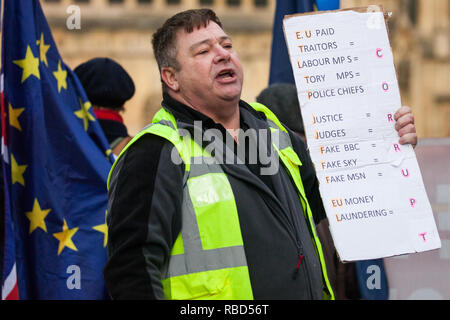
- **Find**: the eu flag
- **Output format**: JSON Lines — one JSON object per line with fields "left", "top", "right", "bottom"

{"left": 269, "top": 0, "right": 340, "bottom": 85}
{"left": 1, "top": 0, "right": 114, "bottom": 299}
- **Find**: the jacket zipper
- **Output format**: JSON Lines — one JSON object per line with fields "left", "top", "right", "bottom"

{"left": 297, "top": 190, "right": 330, "bottom": 298}
{"left": 291, "top": 242, "right": 315, "bottom": 298}
{"left": 285, "top": 174, "right": 317, "bottom": 298}
{"left": 292, "top": 245, "right": 304, "bottom": 280}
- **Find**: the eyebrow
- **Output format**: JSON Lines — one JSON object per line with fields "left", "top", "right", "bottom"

{"left": 189, "top": 36, "right": 232, "bottom": 52}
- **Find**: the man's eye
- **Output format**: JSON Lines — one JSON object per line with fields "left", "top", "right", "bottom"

{"left": 198, "top": 50, "right": 208, "bottom": 55}
{"left": 223, "top": 44, "right": 232, "bottom": 49}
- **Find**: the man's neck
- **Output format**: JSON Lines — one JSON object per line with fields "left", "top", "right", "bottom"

{"left": 220, "top": 113, "right": 240, "bottom": 142}
{"left": 167, "top": 91, "right": 241, "bottom": 132}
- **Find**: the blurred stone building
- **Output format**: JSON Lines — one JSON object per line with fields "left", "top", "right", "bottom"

{"left": 41, "top": 0, "right": 449, "bottom": 138}
{"left": 42, "top": 0, "right": 275, "bottom": 135}
{"left": 342, "top": 0, "right": 450, "bottom": 138}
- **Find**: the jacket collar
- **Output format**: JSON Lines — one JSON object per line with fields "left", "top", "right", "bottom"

{"left": 160, "top": 92, "right": 287, "bottom": 212}
{"left": 161, "top": 92, "right": 267, "bottom": 131}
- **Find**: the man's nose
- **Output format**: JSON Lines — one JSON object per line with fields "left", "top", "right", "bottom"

{"left": 213, "top": 45, "right": 231, "bottom": 63}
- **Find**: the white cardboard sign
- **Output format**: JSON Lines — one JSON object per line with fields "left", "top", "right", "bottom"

{"left": 283, "top": 8, "right": 441, "bottom": 261}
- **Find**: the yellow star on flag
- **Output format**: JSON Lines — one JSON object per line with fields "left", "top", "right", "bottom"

{"left": 11, "top": 154, "right": 27, "bottom": 186}
{"left": 13, "top": 45, "right": 40, "bottom": 83}
{"left": 36, "top": 33, "right": 50, "bottom": 67}
{"left": 53, "top": 219, "right": 79, "bottom": 255}
{"left": 9, "top": 103, "right": 25, "bottom": 131}
{"left": 53, "top": 60, "right": 67, "bottom": 93}
{"left": 25, "top": 198, "right": 51, "bottom": 234}
{"left": 74, "top": 98, "right": 95, "bottom": 131}
{"left": 93, "top": 210, "right": 108, "bottom": 247}
{"left": 105, "top": 149, "right": 113, "bottom": 160}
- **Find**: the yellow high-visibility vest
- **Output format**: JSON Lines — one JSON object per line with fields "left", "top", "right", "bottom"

{"left": 108, "top": 103, "right": 334, "bottom": 300}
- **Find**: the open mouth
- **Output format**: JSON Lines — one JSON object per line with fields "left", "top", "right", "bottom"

{"left": 216, "top": 69, "right": 235, "bottom": 80}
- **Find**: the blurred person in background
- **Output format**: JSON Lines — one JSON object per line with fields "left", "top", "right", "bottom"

{"left": 75, "top": 57, "right": 135, "bottom": 156}
{"left": 256, "top": 83, "right": 306, "bottom": 142}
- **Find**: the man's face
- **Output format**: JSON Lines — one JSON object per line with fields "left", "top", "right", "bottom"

{"left": 170, "top": 21, "right": 244, "bottom": 109}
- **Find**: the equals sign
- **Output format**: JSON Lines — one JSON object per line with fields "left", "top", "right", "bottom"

{"left": 378, "top": 173, "right": 383, "bottom": 177}
{"left": 366, "top": 113, "right": 371, "bottom": 117}
{"left": 371, "top": 143, "right": 377, "bottom": 147}
{"left": 355, "top": 72, "right": 361, "bottom": 77}
{"left": 350, "top": 41, "right": 355, "bottom": 46}
{"left": 374, "top": 158, "right": 379, "bottom": 163}
{"left": 389, "top": 210, "right": 394, "bottom": 214}
{"left": 368, "top": 128, "right": 373, "bottom": 133}
{"left": 354, "top": 57, "right": 359, "bottom": 61}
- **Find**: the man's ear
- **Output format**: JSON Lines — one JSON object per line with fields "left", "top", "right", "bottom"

{"left": 161, "top": 66, "right": 179, "bottom": 92}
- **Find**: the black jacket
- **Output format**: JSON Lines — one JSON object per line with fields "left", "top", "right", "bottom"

{"left": 104, "top": 94, "right": 328, "bottom": 299}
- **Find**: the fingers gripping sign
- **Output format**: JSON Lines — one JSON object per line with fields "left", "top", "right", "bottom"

{"left": 394, "top": 106, "right": 417, "bottom": 148}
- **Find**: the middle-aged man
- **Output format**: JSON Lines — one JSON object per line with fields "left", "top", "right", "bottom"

{"left": 104, "top": 9, "right": 417, "bottom": 300}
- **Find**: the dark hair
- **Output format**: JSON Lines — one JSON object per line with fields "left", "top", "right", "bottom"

{"left": 152, "top": 9, "right": 223, "bottom": 73}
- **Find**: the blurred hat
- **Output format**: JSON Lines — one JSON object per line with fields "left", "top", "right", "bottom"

{"left": 74, "top": 57, "right": 135, "bottom": 109}
{"left": 256, "top": 83, "right": 304, "bottom": 135}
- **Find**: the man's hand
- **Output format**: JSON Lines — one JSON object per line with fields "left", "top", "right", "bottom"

{"left": 394, "top": 106, "right": 417, "bottom": 148}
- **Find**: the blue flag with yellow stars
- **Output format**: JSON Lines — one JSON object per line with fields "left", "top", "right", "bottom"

{"left": 269, "top": 0, "right": 340, "bottom": 84}
{"left": 1, "top": 0, "right": 114, "bottom": 299}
